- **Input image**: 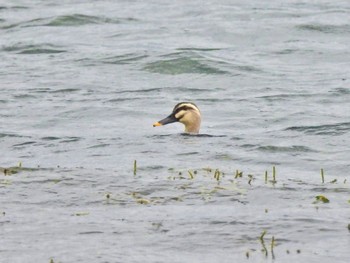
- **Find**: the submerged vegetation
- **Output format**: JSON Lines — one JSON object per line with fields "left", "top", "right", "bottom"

{"left": 1, "top": 161, "right": 349, "bottom": 260}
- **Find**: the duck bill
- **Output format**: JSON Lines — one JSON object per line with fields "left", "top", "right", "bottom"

{"left": 153, "top": 115, "right": 177, "bottom": 127}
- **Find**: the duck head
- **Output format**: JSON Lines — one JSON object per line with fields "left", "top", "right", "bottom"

{"left": 153, "top": 102, "right": 201, "bottom": 134}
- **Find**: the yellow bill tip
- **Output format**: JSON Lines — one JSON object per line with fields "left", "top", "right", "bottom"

{"left": 153, "top": 122, "right": 162, "bottom": 127}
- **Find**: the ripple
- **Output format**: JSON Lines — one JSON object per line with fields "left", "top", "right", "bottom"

{"left": 2, "top": 14, "right": 123, "bottom": 29}
{"left": 329, "top": 88, "right": 350, "bottom": 95}
{"left": 286, "top": 122, "right": 350, "bottom": 135}
{"left": 257, "top": 145, "right": 315, "bottom": 153}
{"left": 144, "top": 56, "right": 228, "bottom": 75}
{"left": 113, "top": 88, "right": 162, "bottom": 94}
{"left": 2, "top": 43, "right": 66, "bottom": 54}
{"left": 44, "top": 14, "right": 119, "bottom": 26}
{"left": 88, "top": 143, "right": 110, "bottom": 149}
{"left": 60, "top": 137, "right": 82, "bottom": 143}
{"left": 0, "top": 133, "right": 28, "bottom": 139}
{"left": 0, "top": 6, "right": 28, "bottom": 11}
{"left": 12, "top": 141, "right": 37, "bottom": 147}
{"left": 177, "top": 47, "right": 223, "bottom": 52}
{"left": 41, "top": 136, "right": 61, "bottom": 141}
{"left": 49, "top": 88, "right": 80, "bottom": 94}
{"left": 101, "top": 53, "right": 149, "bottom": 65}
{"left": 297, "top": 23, "right": 350, "bottom": 34}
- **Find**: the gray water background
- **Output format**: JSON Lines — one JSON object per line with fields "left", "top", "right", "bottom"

{"left": 1, "top": 0, "right": 350, "bottom": 262}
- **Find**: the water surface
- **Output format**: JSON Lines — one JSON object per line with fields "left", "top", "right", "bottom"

{"left": 1, "top": 0, "right": 350, "bottom": 262}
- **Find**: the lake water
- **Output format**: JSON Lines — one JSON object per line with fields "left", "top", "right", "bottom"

{"left": 1, "top": 0, "right": 350, "bottom": 262}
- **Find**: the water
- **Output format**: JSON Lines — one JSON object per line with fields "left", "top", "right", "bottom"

{"left": 1, "top": 0, "right": 350, "bottom": 262}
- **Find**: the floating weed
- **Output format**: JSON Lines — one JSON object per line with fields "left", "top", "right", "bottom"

{"left": 1, "top": 161, "right": 25, "bottom": 176}
{"left": 314, "top": 195, "right": 330, "bottom": 204}
{"left": 73, "top": 212, "right": 89, "bottom": 216}
{"left": 50, "top": 179, "right": 61, "bottom": 184}
{"left": 264, "top": 171, "right": 268, "bottom": 184}
{"left": 203, "top": 167, "right": 212, "bottom": 173}
{"left": 200, "top": 187, "right": 216, "bottom": 201}
{"left": 169, "top": 196, "right": 183, "bottom": 202}
{"left": 136, "top": 198, "right": 151, "bottom": 205}
{"left": 330, "top": 179, "right": 337, "bottom": 184}
{"left": 248, "top": 174, "right": 254, "bottom": 185}
{"left": 0, "top": 179, "right": 11, "bottom": 185}
{"left": 131, "top": 192, "right": 152, "bottom": 205}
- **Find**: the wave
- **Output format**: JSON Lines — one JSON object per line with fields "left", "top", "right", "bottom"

{"left": 1, "top": 14, "right": 128, "bottom": 29}
{"left": 297, "top": 23, "right": 350, "bottom": 34}
{"left": 2, "top": 43, "right": 66, "bottom": 54}
{"left": 286, "top": 122, "right": 350, "bottom": 135}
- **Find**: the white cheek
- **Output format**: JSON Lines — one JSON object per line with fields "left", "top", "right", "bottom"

{"left": 179, "top": 114, "right": 191, "bottom": 123}
{"left": 175, "top": 110, "right": 186, "bottom": 119}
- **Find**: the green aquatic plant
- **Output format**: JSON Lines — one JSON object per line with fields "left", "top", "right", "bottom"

{"left": 272, "top": 166, "right": 277, "bottom": 183}
{"left": 133, "top": 160, "right": 137, "bottom": 176}
{"left": 314, "top": 195, "right": 330, "bottom": 203}
{"left": 131, "top": 192, "right": 151, "bottom": 205}
{"left": 259, "top": 230, "right": 268, "bottom": 257}
{"left": 271, "top": 236, "right": 276, "bottom": 259}
{"left": 214, "top": 169, "right": 221, "bottom": 182}
{"left": 321, "top": 168, "right": 325, "bottom": 183}
{"left": 235, "top": 170, "right": 243, "bottom": 178}
{"left": 136, "top": 198, "right": 151, "bottom": 205}
{"left": 188, "top": 170, "right": 194, "bottom": 179}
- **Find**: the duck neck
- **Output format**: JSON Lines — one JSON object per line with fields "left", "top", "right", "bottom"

{"left": 184, "top": 114, "right": 201, "bottom": 134}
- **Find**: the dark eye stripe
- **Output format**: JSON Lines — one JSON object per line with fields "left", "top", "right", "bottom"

{"left": 174, "top": 106, "right": 192, "bottom": 114}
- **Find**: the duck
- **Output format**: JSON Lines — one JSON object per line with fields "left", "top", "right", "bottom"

{"left": 153, "top": 102, "right": 201, "bottom": 134}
